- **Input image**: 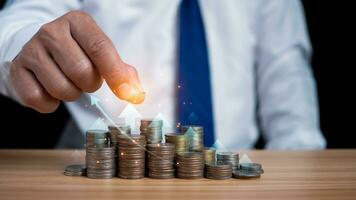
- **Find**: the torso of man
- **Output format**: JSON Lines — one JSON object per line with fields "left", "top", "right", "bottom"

{"left": 68, "top": 0, "right": 259, "bottom": 149}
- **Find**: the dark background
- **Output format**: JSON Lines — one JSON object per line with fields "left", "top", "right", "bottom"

{"left": 0, "top": 1, "right": 354, "bottom": 148}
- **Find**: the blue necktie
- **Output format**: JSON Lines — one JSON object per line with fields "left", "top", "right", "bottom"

{"left": 178, "top": 0, "right": 215, "bottom": 147}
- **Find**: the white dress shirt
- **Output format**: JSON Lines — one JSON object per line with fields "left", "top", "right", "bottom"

{"left": 0, "top": 0, "right": 326, "bottom": 149}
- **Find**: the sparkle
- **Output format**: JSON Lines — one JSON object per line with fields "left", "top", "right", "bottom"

{"left": 178, "top": 85, "right": 181, "bottom": 89}
{"left": 183, "top": 102, "right": 186, "bottom": 105}
{"left": 96, "top": 160, "right": 100, "bottom": 164}
{"left": 176, "top": 122, "right": 181, "bottom": 128}
{"left": 120, "top": 152, "right": 124, "bottom": 156}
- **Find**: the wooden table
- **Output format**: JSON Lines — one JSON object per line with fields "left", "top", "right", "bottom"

{"left": 0, "top": 150, "right": 355, "bottom": 200}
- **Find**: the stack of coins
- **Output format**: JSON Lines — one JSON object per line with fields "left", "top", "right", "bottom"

{"left": 180, "top": 126, "right": 204, "bottom": 152}
{"left": 117, "top": 134, "right": 146, "bottom": 179}
{"left": 233, "top": 163, "right": 264, "bottom": 179}
{"left": 86, "top": 130, "right": 110, "bottom": 147}
{"left": 205, "top": 163, "right": 232, "bottom": 180}
{"left": 165, "top": 134, "right": 188, "bottom": 154}
{"left": 108, "top": 125, "right": 131, "bottom": 136}
{"left": 147, "top": 143, "right": 175, "bottom": 179}
{"left": 64, "top": 164, "right": 86, "bottom": 176}
{"left": 86, "top": 145, "right": 116, "bottom": 179}
{"left": 176, "top": 152, "right": 204, "bottom": 179}
{"left": 217, "top": 152, "right": 240, "bottom": 171}
{"left": 204, "top": 148, "right": 216, "bottom": 164}
{"left": 140, "top": 119, "right": 163, "bottom": 144}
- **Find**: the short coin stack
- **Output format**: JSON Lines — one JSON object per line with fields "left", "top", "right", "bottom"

{"left": 180, "top": 126, "right": 204, "bottom": 152}
{"left": 217, "top": 152, "right": 240, "bottom": 171}
{"left": 117, "top": 134, "right": 146, "bottom": 179}
{"left": 165, "top": 134, "right": 188, "bottom": 154}
{"left": 233, "top": 163, "right": 264, "bottom": 179}
{"left": 176, "top": 152, "right": 204, "bottom": 179}
{"left": 140, "top": 119, "right": 163, "bottom": 144}
{"left": 86, "top": 145, "right": 116, "bottom": 179}
{"left": 205, "top": 163, "right": 232, "bottom": 180}
{"left": 64, "top": 164, "right": 86, "bottom": 176}
{"left": 204, "top": 148, "right": 216, "bottom": 164}
{"left": 147, "top": 143, "right": 175, "bottom": 179}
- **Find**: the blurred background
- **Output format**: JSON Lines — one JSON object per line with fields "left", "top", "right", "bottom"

{"left": 0, "top": 1, "right": 354, "bottom": 149}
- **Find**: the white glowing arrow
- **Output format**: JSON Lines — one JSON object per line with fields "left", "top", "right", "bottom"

{"left": 90, "top": 95, "right": 117, "bottom": 126}
{"left": 118, "top": 103, "right": 142, "bottom": 131}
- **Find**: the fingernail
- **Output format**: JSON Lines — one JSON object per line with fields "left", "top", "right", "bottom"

{"left": 115, "top": 82, "right": 131, "bottom": 100}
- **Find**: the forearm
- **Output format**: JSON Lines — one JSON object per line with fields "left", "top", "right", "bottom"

{"left": 255, "top": 0, "right": 326, "bottom": 149}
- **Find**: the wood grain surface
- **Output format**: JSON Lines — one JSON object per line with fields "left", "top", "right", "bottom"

{"left": 0, "top": 149, "right": 355, "bottom": 200}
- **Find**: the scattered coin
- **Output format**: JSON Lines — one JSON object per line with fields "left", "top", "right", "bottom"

{"left": 64, "top": 164, "right": 86, "bottom": 176}
{"left": 233, "top": 169, "right": 261, "bottom": 179}
{"left": 240, "top": 163, "right": 264, "bottom": 174}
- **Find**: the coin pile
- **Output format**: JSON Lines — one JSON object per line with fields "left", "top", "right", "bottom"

{"left": 217, "top": 152, "right": 240, "bottom": 171}
{"left": 86, "top": 130, "right": 110, "bottom": 147}
{"left": 180, "top": 125, "right": 204, "bottom": 152}
{"left": 165, "top": 134, "right": 188, "bottom": 153}
{"left": 205, "top": 163, "right": 232, "bottom": 180}
{"left": 64, "top": 164, "right": 86, "bottom": 176}
{"left": 117, "top": 134, "right": 146, "bottom": 179}
{"left": 204, "top": 148, "right": 216, "bottom": 164}
{"left": 147, "top": 143, "right": 175, "bottom": 179}
{"left": 140, "top": 119, "right": 163, "bottom": 144}
{"left": 86, "top": 145, "right": 116, "bottom": 179}
{"left": 176, "top": 152, "right": 204, "bottom": 179}
{"left": 233, "top": 163, "right": 264, "bottom": 179}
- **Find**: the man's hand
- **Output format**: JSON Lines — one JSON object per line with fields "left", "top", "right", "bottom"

{"left": 10, "top": 11, "right": 145, "bottom": 113}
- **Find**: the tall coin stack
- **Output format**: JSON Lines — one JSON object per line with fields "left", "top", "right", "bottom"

{"left": 147, "top": 143, "right": 175, "bottom": 179}
{"left": 217, "top": 152, "right": 240, "bottom": 171}
{"left": 204, "top": 148, "right": 216, "bottom": 164}
{"left": 86, "top": 129, "right": 115, "bottom": 179}
{"left": 117, "top": 134, "right": 146, "bottom": 179}
{"left": 176, "top": 152, "right": 204, "bottom": 179}
{"left": 165, "top": 134, "right": 188, "bottom": 154}
{"left": 140, "top": 119, "right": 163, "bottom": 144}
{"left": 180, "top": 125, "right": 204, "bottom": 152}
{"left": 108, "top": 125, "right": 131, "bottom": 176}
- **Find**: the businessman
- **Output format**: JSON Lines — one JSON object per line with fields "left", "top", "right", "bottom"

{"left": 0, "top": 0, "right": 326, "bottom": 149}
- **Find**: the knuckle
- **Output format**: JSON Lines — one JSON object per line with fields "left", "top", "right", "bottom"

{"left": 127, "top": 65, "right": 138, "bottom": 74}
{"left": 66, "top": 10, "right": 92, "bottom": 22}
{"left": 87, "top": 38, "right": 109, "bottom": 58}
{"left": 54, "top": 82, "right": 81, "bottom": 101}
{"left": 71, "top": 60, "right": 102, "bottom": 92}
{"left": 39, "top": 102, "right": 60, "bottom": 113}
{"left": 21, "top": 88, "right": 44, "bottom": 108}
{"left": 38, "top": 23, "right": 55, "bottom": 37}
{"left": 83, "top": 77, "right": 103, "bottom": 93}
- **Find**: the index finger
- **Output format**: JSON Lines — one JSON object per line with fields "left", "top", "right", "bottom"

{"left": 65, "top": 11, "right": 144, "bottom": 102}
